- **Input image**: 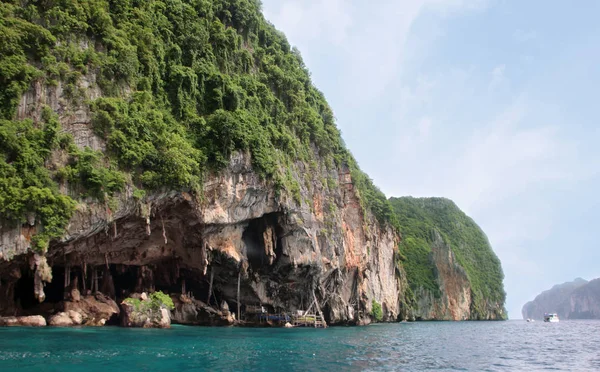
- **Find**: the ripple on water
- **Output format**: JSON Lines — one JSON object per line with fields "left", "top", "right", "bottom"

{"left": 0, "top": 321, "right": 600, "bottom": 371}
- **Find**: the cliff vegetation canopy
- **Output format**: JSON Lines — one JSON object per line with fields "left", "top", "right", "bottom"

{"left": 0, "top": 0, "right": 398, "bottom": 251}
{"left": 390, "top": 197, "right": 506, "bottom": 318}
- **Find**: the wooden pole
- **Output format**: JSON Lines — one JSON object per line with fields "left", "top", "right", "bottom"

{"left": 82, "top": 262, "right": 87, "bottom": 292}
{"left": 207, "top": 268, "right": 214, "bottom": 305}
{"left": 237, "top": 270, "right": 241, "bottom": 322}
{"left": 93, "top": 268, "right": 99, "bottom": 293}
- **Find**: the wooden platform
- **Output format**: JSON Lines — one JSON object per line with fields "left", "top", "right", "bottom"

{"left": 292, "top": 314, "right": 326, "bottom": 328}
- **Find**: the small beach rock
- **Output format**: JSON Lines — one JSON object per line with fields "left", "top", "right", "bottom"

{"left": 49, "top": 312, "right": 74, "bottom": 326}
{"left": 49, "top": 310, "right": 84, "bottom": 326}
{"left": 171, "top": 296, "right": 234, "bottom": 326}
{"left": 70, "top": 288, "right": 81, "bottom": 302}
{"left": 121, "top": 292, "right": 172, "bottom": 328}
{"left": 158, "top": 308, "right": 171, "bottom": 328}
{"left": 62, "top": 292, "right": 119, "bottom": 326}
{"left": 0, "top": 315, "right": 47, "bottom": 327}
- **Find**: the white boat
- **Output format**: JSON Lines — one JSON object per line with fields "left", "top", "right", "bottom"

{"left": 526, "top": 318, "right": 535, "bottom": 322}
{"left": 543, "top": 313, "right": 559, "bottom": 322}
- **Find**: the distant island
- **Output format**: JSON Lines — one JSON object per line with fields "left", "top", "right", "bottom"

{"left": 522, "top": 278, "right": 600, "bottom": 320}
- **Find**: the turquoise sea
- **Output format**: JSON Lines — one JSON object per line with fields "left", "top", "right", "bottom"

{"left": 1, "top": 320, "right": 599, "bottom": 371}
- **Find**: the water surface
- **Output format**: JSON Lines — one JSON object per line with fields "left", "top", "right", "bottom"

{"left": 1, "top": 320, "right": 599, "bottom": 371}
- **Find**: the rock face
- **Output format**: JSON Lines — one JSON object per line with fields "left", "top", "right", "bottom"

{"left": 0, "top": 1, "right": 507, "bottom": 324}
{"left": 0, "top": 152, "right": 401, "bottom": 325}
{"left": 61, "top": 292, "right": 120, "bottom": 326}
{"left": 0, "top": 315, "right": 46, "bottom": 327}
{"left": 411, "top": 231, "right": 471, "bottom": 320}
{"left": 121, "top": 294, "right": 171, "bottom": 328}
{"left": 522, "top": 278, "right": 600, "bottom": 320}
{"left": 48, "top": 311, "right": 83, "bottom": 327}
{"left": 171, "top": 295, "right": 234, "bottom": 326}
{"left": 390, "top": 197, "right": 506, "bottom": 321}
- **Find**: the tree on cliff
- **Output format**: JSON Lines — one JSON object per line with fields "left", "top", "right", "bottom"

{"left": 0, "top": 0, "right": 398, "bottom": 252}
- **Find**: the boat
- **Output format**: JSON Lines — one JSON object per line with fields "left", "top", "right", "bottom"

{"left": 526, "top": 318, "right": 535, "bottom": 322}
{"left": 543, "top": 313, "right": 559, "bottom": 322}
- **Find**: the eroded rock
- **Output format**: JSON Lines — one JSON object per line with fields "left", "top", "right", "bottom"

{"left": 0, "top": 315, "right": 46, "bottom": 327}
{"left": 171, "top": 296, "right": 234, "bottom": 326}
{"left": 120, "top": 293, "right": 171, "bottom": 328}
{"left": 48, "top": 310, "right": 83, "bottom": 326}
{"left": 62, "top": 292, "right": 119, "bottom": 326}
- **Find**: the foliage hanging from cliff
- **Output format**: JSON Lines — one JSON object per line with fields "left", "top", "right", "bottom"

{"left": 390, "top": 197, "right": 506, "bottom": 319}
{"left": 0, "top": 0, "right": 399, "bottom": 246}
{"left": 0, "top": 108, "right": 76, "bottom": 252}
{"left": 371, "top": 300, "right": 383, "bottom": 322}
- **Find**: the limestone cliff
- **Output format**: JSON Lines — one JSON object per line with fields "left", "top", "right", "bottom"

{"left": 0, "top": 0, "right": 505, "bottom": 325}
{"left": 522, "top": 278, "right": 600, "bottom": 320}
{"left": 390, "top": 197, "right": 506, "bottom": 320}
{"left": 0, "top": 143, "right": 401, "bottom": 325}
{"left": 0, "top": 0, "right": 405, "bottom": 325}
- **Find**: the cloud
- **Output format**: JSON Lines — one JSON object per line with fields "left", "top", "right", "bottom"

{"left": 489, "top": 64, "right": 508, "bottom": 92}
{"left": 263, "top": 0, "right": 353, "bottom": 46}
{"left": 513, "top": 29, "right": 538, "bottom": 43}
{"left": 262, "top": 0, "right": 490, "bottom": 105}
{"left": 262, "top": 0, "right": 599, "bottom": 320}
{"left": 445, "top": 97, "right": 577, "bottom": 213}
{"left": 418, "top": 117, "right": 433, "bottom": 138}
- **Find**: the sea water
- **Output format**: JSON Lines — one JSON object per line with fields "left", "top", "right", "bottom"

{"left": 1, "top": 320, "right": 599, "bottom": 371}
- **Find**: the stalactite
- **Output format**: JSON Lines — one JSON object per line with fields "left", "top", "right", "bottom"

{"left": 101, "top": 267, "right": 116, "bottom": 299}
{"left": 146, "top": 216, "right": 151, "bottom": 235}
{"left": 200, "top": 243, "right": 208, "bottom": 275}
{"left": 161, "top": 214, "right": 167, "bottom": 245}
{"left": 181, "top": 278, "right": 186, "bottom": 295}
{"left": 30, "top": 254, "right": 52, "bottom": 303}
{"left": 82, "top": 261, "right": 87, "bottom": 292}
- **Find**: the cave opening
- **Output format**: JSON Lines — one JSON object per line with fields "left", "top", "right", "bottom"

{"left": 42, "top": 266, "right": 70, "bottom": 304}
{"left": 243, "top": 213, "right": 284, "bottom": 272}
{"left": 13, "top": 270, "right": 36, "bottom": 311}
{"left": 243, "top": 219, "right": 268, "bottom": 269}
{"left": 110, "top": 265, "right": 139, "bottom": 299}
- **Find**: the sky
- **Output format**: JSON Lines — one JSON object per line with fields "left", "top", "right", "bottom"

{"left": 260, "top": 0, "right": 600, "bottom": 318}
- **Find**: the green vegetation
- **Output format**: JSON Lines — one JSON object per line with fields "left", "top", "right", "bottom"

{"left": 124, "top": 291, "right": 175, "bottom": 313}
{"left": 371, "top": 300, "right": 383, "bottom": 321}
{"left": 0, "top": 107, "right": 76, "bottom": 252}
{"left": 390, "top": 197, "right": 506, "bottom": 318}
{"left": 0, "top": 0, "right": 399, "bottom": 250}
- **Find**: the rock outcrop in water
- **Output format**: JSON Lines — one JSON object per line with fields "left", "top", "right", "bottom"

{"left": 390, "top": 197, "right": 506, "bottom": 320}
{"left": 522, "top": 278, "right": 600, "bottom": 320}
{"left": 0, "top": 0, "right": 505, "bottom": 325}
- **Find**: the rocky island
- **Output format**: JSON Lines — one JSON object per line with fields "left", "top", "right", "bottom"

{"left": 0, "top": 0, "right": 506, "bottom": 328}
{"left": 522, "top": 278, "right": 600, "bottom": 320}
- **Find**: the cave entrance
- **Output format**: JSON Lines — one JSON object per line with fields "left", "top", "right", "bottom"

{"left": 13, "top": 269, "right": 36, "bottom": 311}
{"left": 11, "top": 265, "right": 78, "bottom": 314}
{"left": 242, "top": 213, "right": 283, "bottom": 272}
